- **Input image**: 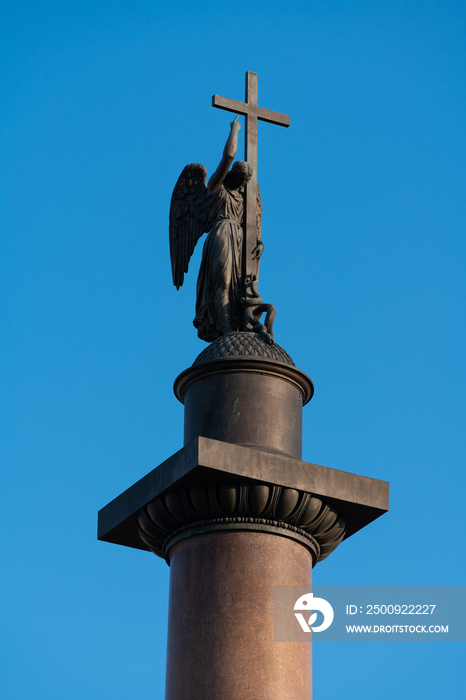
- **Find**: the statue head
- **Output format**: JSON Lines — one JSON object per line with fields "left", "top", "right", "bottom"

{"left": 224, "top": 160, "right": 252, "bottom": 189}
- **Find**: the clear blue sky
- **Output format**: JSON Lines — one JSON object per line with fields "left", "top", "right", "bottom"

{"left": 1, "top": 1, "right": 465, "bottom": 698}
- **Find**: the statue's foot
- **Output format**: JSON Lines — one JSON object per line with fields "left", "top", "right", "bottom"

{"left": 255, "top": 324, "right": 274, "bottom": 346}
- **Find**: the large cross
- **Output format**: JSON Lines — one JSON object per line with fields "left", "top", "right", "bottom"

{"left": 212, "top": 71, "right": 290, "bottom": 296}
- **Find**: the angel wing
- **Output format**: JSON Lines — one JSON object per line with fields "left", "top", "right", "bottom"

{"left": 169, "top": 163, "right": 209, "bottom": 290}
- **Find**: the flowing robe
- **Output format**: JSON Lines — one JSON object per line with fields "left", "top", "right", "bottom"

{"left": 193, "top": 184, "right": 244, "bottom": 342}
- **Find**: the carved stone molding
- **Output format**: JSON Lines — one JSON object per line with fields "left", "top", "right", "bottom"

{"left": 137, "top": 481, "right": 346, "bottom": 566}
{"left": 163, "top": 517, "right": 321, "bottom": 562}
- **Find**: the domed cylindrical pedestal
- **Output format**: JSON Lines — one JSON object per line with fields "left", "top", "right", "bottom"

{"left": 165, "top": 530, "right": 313, "bottom": 700}
{"left": 174, "top": 334, "right": 313, "bottom": 460}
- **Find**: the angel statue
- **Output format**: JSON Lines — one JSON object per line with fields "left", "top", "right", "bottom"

{"left": 169, "top": 118, "right": 274, "bottom": 343}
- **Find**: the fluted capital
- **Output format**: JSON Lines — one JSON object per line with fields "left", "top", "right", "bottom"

{"left": 137, "top": 480, "right": 346, "bottom": 566}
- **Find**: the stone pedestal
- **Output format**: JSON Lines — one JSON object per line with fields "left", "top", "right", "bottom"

{"left": 98, "top": 333, "right": 389, "bottom": 699}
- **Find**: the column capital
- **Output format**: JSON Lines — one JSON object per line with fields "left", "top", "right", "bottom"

{"left": 138, "top": 480, "right": 345, "bottom": 566}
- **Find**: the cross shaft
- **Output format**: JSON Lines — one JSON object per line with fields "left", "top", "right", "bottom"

{"left": 212, "top": 72, "right": 290, "bottom": 303}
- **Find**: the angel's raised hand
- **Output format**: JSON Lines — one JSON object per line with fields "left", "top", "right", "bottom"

{"left": 230, "top": 115, "right": 241, "bottom": 131}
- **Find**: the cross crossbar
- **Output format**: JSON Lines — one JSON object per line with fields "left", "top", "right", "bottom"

{"left": 212, "top": 95, "right": 290, "bottom": 128}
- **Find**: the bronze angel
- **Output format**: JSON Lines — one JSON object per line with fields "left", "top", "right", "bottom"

{"left": 169, "top": 118, "right": 267, "bottom": 343}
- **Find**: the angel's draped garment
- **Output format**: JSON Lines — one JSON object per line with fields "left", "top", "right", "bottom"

{"left": 193, "top": 184, "right": 244, "bottom": 341}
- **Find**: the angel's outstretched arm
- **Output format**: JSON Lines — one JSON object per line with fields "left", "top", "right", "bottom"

{"left": 207, "top": 119, "right": 241, "bottom": 193}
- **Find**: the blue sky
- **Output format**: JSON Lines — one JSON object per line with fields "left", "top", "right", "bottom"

{"left": 1, "top": 1, "right": 465, "bottom": 698}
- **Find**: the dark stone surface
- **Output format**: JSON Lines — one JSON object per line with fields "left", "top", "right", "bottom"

{"left": 182, "top": 369, "right": 305, "bottom": 459}
{"left": 97, "top": 436, "right": 389, "bottom": 559}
